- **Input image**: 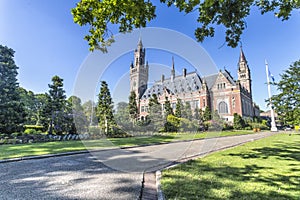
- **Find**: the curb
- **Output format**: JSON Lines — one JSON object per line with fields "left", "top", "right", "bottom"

{"left": 0, "top": 150, "right": 90, "bottom": 163}
{"left": 156, "top": 171, "right": 165, "bottom": 200}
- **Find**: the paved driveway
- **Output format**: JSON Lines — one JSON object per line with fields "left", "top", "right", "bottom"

{"left": 0, "top": 132, "right": 275, "bottom": 199}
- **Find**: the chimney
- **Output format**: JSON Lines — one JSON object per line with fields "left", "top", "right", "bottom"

{"left": 183, "top": 68, "right": 187, "bottom": 77}
{"left": 161, "top": 74, "right": 165, "bottom": 82}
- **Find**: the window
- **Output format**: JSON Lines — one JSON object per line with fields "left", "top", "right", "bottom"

{"left": 141, "top": 106, "right": 145, "bottom": 112}
{"left": 172, "top": 103, "right": 176, "bottom": 110}
{"left": 194, "top": 100, "right": 199, "bottom": 109}
{"left": 203, "top": 99, "right": 206, "bottom": 107}
{"left": 218, "top": 101, "right": 228, "bottom": 114}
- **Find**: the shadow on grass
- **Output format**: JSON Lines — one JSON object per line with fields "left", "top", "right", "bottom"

{"left": 228, "top": 136, "right": 300, "bottom": 162}
{"left": 162, "top": 134, "right": 300, "bottom": 199}
{"left": 163, "top": 161, "right": 299, "bottom": 199}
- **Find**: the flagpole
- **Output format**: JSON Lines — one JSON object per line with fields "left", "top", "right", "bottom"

{"left": 265, "top": 60, "right": 278, "bottom": 132}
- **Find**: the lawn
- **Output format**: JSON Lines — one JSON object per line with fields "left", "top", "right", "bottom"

{"left": 161, "top": 132, "right": 300, "bottom": 199}
{"left": 0, "top": 130, "right": 259, "bottom": 160}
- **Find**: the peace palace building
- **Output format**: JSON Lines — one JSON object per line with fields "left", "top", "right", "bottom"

{"left": 130, "top": 39, "right": 260, "bottom": 123}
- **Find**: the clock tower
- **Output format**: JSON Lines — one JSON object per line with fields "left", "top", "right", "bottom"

{"left": 130, "top": 39, "right": 149, "bottom": 99}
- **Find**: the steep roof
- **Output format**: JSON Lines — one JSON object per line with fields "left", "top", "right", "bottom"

{"left": 141, "top": 71, "right": 202, "bottom": 99}
{"left": 141, "top": 70, "right": 237, "bottom": 100}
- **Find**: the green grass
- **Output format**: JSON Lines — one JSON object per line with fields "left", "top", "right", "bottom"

{"left": 0, "top": 130, "right": 259, "bottom": 160}
{"left": 161, "top": 132, "right": 300, "bottom": 199}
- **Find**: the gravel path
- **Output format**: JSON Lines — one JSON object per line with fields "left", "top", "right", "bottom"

{"left": 0, "top": 132, "right": 276, "bottom": 200}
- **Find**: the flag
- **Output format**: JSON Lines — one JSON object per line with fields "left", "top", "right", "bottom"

{"left": 265, "top": 60, "right": 275, "bottom": 82}
{"left": 268, "top": 69, "right": 275, "bottom": 82}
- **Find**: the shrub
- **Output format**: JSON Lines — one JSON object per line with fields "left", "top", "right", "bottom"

{"left": 222, "top": 123, "right": 233, "bottom": 131}
{"left": 165, "top": 115, "right": 181, "bottom": 132}
{"left": 24, "top": 125, "right": 44, "bottom": 132}
{"left": 11, "top": 132, "right": 21, "bottom": 138}
{"left": 24, "top": 128, "right": 37, "bottom": 135}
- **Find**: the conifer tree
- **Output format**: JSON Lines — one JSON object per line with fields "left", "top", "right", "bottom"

{"left": 0, "top": 45, "right": 25, "bottom": 134}
{"left": 148, "top": 94, "right": 163, "bottom": 131}
{"left": 193, "top": 108, "right": 203, "bottom": 121}
{"left": 42, "top": 76, "right": 70, "bottom": 134}
{"left": 203, "top": 106, "right": 212, "bottom": 121}
{"left": 272, "top": 60, "right": 300, "bottom": 125}
{"left": 175, "top": 99, "right": 183, "bottom": 118}
{"left": 182, "top": 102, "right": 193, "bottom": 120}
{"left": 128, "top": 91, "right": 138, "bottom": 121}
{"left": 96, "top": 81, "right": 116, "bottom": 136}
{"left": 164, "top": 97, "right": 173, "bottom": 117}
{"left": 68, "top": 96, "right": 88, "bottom": 134}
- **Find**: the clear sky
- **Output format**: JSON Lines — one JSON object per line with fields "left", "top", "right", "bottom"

{"left": 1, "top": 0, "right": 300, "bottom": 110}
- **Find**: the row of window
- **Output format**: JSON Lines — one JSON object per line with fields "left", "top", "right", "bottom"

{"left": 140, "top": 99, "right": 207, "bottom": 113}
{"left": 217, "top": 83, "right": 226, "bottom": 90}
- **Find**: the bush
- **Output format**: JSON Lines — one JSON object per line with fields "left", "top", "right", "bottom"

{"left": 24, "top": 125, "right": 44, "bottom": 131}
{"left": 11, "top": 132, "right": 21, "bottom": 138}
{"left": 165, "top": 115, "right": 181, "bottom": 132}
{"left": 222, "top": 123, "right": 233, "bottom": 131}
{"left": 24, "top": 128, "right": 37, "bottom": 135}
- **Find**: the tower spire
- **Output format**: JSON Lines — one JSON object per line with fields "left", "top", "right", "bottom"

{"left": 138, "top": 34, "right": 143, "bottom": 49}
{"left": 171, "top": 56, "right": 175, "bottom": 81}
{"left": 239, "top": 45, "right": 247, "bottom": 63}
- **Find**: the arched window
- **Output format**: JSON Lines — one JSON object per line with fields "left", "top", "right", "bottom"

{"left": 218, "top": 101, "right": 228, "bottom": 114}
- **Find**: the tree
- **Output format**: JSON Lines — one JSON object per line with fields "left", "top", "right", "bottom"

{"left": 18, "top": 87, "right": 37, "bottom": 125}
{"left": 164, "top": 97, "right": 173, "bottom": 117}
{"left": 271, "top": 60, "right": 300, "bottom": 125}
{"left": 72, "top": 0, "right": 299, "bottom": 51}
{"left": 193, "top": 107, "right": 203, "bottom": 122}
{"left": 115, "top": 102, "right": 133, "bottom": 130}
{"left": 82, "top": 100, "right": 98, "bottom": 126}
{"left": 203, "top": 106, "right": 211, "bottom": 121}
{"left": 68, "top": 96, "right": 88, "bottom": 134}
{"left": 175, "top": 99, "right": 183, "bottom": 118}
{"left": 128, "top": 91, "right": 138, "bottom": 121}
{"left": 233, "top": 113, "right": 245, "bottom": 130}
{"left": 148, "top": 94, "right": 164, "bottom": 132}
{"left": 42, "top": 76, "right": 70, "bottom": 134}
{"left": 182, "top": 102, "right": 193, "bottom": 120}
{"left": 0, "top": 45, "right": 26, "bottom": 134}
{"left": 34, "top": 93, "right": 48, "bottom": 126}
{"left": 96, "top": 81, "right": 116, "bottom": 136}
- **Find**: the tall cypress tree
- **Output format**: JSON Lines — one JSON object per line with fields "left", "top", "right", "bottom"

{"left": 0, "top": 45, "right": 25, "bottom": 134}
{"left": 164, "top": 97, "right": 173, "bottom": 117}
{"left": 148, "top": 94, "right": 163, "bottom": 131}
{"left": 96, "top": 81, "right": 116, "bottom": 136}
{"left": 175, "top": 99, "right": 183, "bottom": 118}
{"left": 203, "top": 106, "right": 212, "bottom": 121}
{"left": 128, "top": 91, "right": 138, "bottom": 121}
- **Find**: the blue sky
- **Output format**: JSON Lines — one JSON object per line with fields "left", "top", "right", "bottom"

{"left": 1, "top": 0, "right": 300, "bottom": 110}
